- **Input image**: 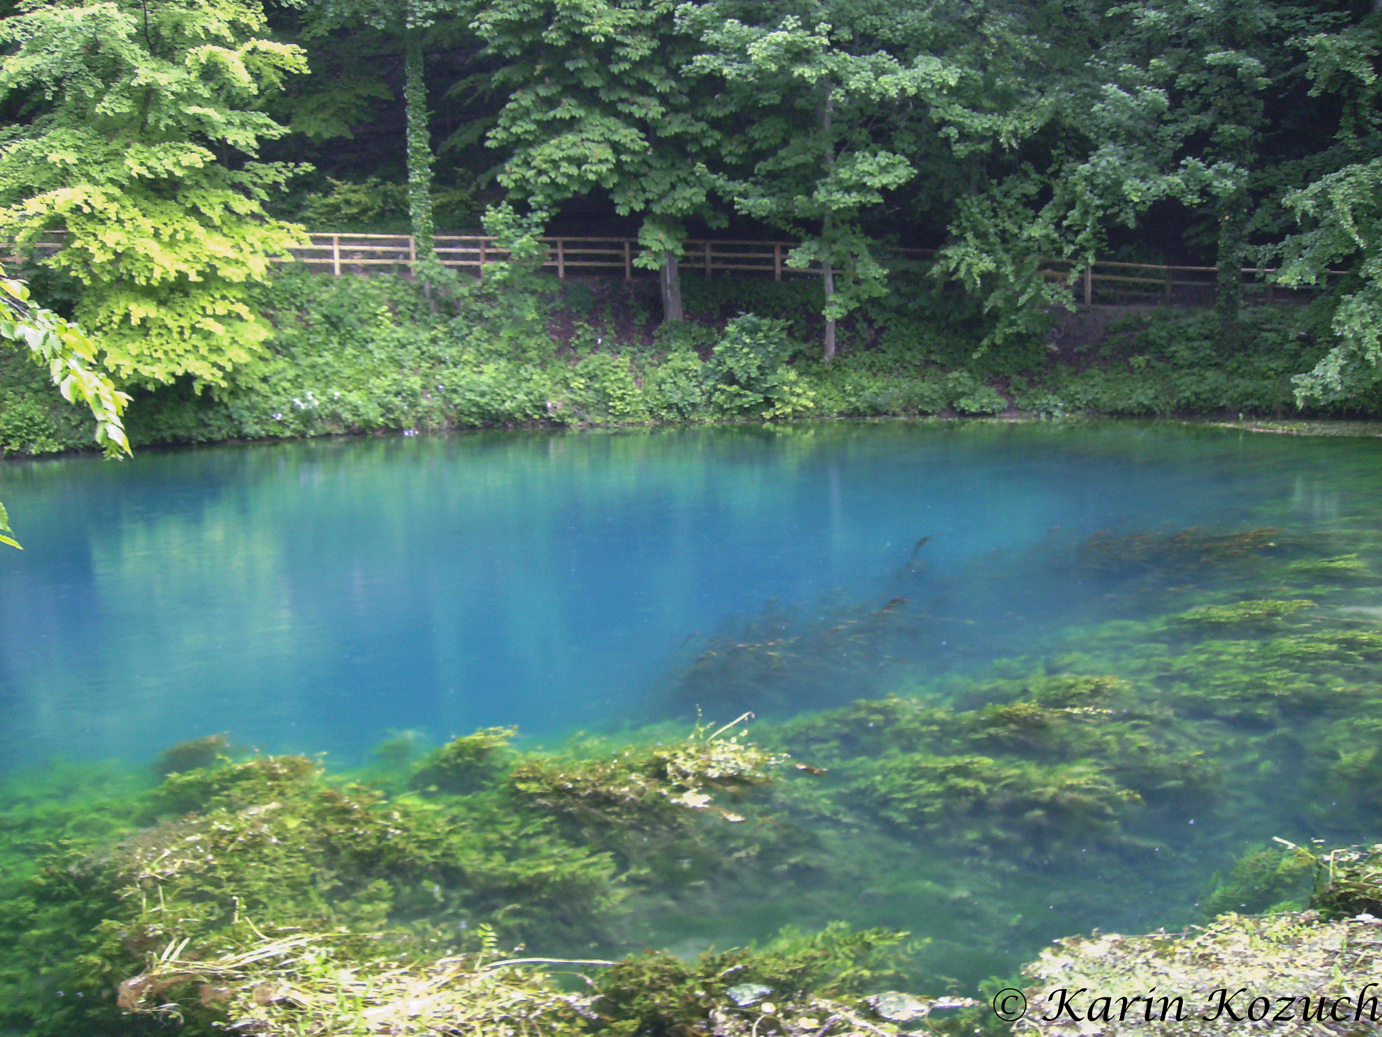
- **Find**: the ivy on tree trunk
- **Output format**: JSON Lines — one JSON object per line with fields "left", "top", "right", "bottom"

{"left": 404, "top": 15, "right": 437, "bottom": 303}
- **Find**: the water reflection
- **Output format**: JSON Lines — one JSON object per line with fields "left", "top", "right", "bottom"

{"left": 0, "top": 423, "right": 1378, "bottom": 772}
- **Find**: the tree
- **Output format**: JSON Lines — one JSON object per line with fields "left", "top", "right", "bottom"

{"left": 0, "top": 0, "right": 308, "bottom": 389}
{"left": 684, "top": 6, "right": 955, "bottom": 359}
{"left": 476, "top": 0, "right": 723, "bottom": 323}
{"left": 925, "top": 0, "right": 1108, "bottom": 350}
{"left": 304, "top": 0, "right": 472, "bottom": 297}
{"left": 1090, "top": 0, "right": 1340, "bottom": 342}
{"left": 1276, "top": 15, "right": 1382, "bottom": 403}
{"left": 0, "top": 266, "right": 130, "bottom": 548}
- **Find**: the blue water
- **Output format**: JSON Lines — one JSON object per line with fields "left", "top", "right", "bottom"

{"left": 0, "top": 422, "right": 1376, "bottom": 773}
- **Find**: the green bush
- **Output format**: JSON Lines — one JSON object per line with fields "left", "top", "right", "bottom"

{"left": 645, "top": 347, "right": 709, "bottom": 419}
{"left": 704, "top": 313, "right": 794, "bottom": 413}
{"left": 947, "top": 371, "right": 1008, "bottom": 415}
{"left": 565, "top": 353, "right": 648, "bottom": 424}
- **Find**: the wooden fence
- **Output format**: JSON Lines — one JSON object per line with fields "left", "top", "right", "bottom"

{"left": 285, "top": 233, "right": 935, "bottom": 281}
{"left": 6, "top": 232, "right": 1338, "bottom": 307}
{"left": 285, "top": 234, "right": 1335, "bottom": 306}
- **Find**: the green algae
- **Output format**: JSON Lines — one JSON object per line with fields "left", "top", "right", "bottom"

{"left": 1284, "top": 553, "right": 1372, "bottom": 579}
{"left": 856, "top": 754, "right": 1140, "bottom": 854}
{"left": 410, "top": 726, "right": 518, "bottom": 795}
{"left": 150, "top": 731, "right": 234, "bottom": 778}
{"left": 1201, "top": 843, "right": 1315, "bottom": 918}
{"left": 1168, "top": 598, "right": 1317, "bottom": 628}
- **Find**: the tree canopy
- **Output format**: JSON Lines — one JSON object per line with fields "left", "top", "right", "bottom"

{"left": 0, "top": 0, "right": 1375, "bottom": 373}
{"left": 0, "top": 0, "right": 307, "bottom": 388}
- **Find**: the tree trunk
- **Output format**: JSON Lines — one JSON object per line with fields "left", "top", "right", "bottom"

{"left": 820, "top": 86, "right": 836, "bottom": 363}
{"left": 1216, "top": 192, "right": 1247, "bottom": 348}
{"left": 822, "top": 256, "right": 836, "bottom": 362}
{"left": 660, "top": 254, "right": 684, "bottom": 323}
{"left": 403, "top": 18, "right": 436, "bottom": 309}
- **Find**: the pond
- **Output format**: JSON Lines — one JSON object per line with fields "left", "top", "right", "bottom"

{"left": 3, "top": 420, "right": 1382, "bottom": 995}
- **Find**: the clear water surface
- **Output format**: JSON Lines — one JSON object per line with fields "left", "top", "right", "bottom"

{"left": 3, "top": 421, "right": 1380, "bottom": 984}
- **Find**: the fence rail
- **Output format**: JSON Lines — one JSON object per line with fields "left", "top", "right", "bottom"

{"left": 6, "top": 232, "right": 1341, "bottom": 307}
{"left": 282, "top": 233, "right": 938, "bottom": 281}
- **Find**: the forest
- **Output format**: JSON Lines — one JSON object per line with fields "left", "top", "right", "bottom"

{"left": 0, "top": 0, "right": 1378, "bottom": 430}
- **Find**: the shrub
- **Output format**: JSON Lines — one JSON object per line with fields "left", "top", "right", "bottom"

{"left": 946, "top": 371, "right": 1008, "bottom": 415}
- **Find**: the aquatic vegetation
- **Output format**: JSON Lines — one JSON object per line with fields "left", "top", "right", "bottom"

{"left": 1020, "top": 911, "right": 1382, "bottom": 1036}
{"left": 855, "top": 754, "right": 1140, "bottom": 855}
{"left": 667, "top": 596, "right": 922, "bottom": 716}
{"left": 1284, "top": 553, "right": 1371, "bottom": 579}
{"left": 1076, "top": 527, "right": 1290, "bottom": 578}
{"left": 14, "top": 509, "right": 1382, "bottom": 1035}
{"left": 148, "top": 752, "right": 321, "bottom": 817}
{"left": 410, "top": 725, "right": 518, "bottom": 794}
{"left": 509, "top": 716, "right": 786, "bottom": 835}
{"left": 0, "top": 753, "right": 627, "bottom": 1034}
{"left": 151, "top": 731, "right": 234, "bottom": 777}
{"left": 1310, "top": 843, "right": 1382, "bottom": 920}
{"left": 777, "top": 681, "right": 1217, "bottom": 813}
{"left": 1130, "top": 629, "right": 1382, "bottom": 726}
{"left": 1168, "top": 598, "right": 1316, "bottom": 628}
{"left": 111, "top": 921, "right": 968, "bottom": 1037}
{"left": 369, "top": 728, "right": 428, "bottom": 771}
{"left": 773, "top": 696, "right": 952, "bottom": 760}
{"left": 503, "top": 717, "right": 807, "bottom": 886}
{"left": 117, "top": 932, "right": 600, "bottom": 1036}
{"left": 1201, "top": 843, "right": 1314, "bottom": 918}
{"left": 1318, "top": 717, "right": 1382, "bottom": 818}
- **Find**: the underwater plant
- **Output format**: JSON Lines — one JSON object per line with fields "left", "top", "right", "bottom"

{"left": 151, "top": 731, "right": 234, "bottom": 777}
{"left": 1168, "top": 599, "right": 1317, "bottom": 629}
{"left": 855, "top": 753, "right": 1141, "bottom": 855}
{"left": 1201, "top": 842, "right": 1315, "bottom": 918}
{"left": 410, "top": 726, "right": 518, "bottom": 794}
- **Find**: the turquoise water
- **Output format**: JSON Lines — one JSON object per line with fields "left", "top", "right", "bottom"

{"left": 7, "top": 420, "right": 1382, "bottom": 993}
{"left": 0, "top": 422, "right": 1373, "bottom": 772}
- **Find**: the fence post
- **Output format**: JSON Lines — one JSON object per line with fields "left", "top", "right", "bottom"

{"left": 408, "top": 235, "right": 416, "bottom": 266}
{"left": 557, "top": 238, "right": 566, "bottom": 280}
{"left": 704, "top": 241, "right": 711, "bottom": 277}
{"left": 774, "top": 243, "right": 781, "bottom": 282}
{"left": 624, "top": 240, "right": 632, "bottom": 281}
{"left": 332, "top": 234, "right": 340, "bottom": 278}
{"left": 1083, "top": 264, "right": 1093, "bottom": 307}
{"left": 478, "top": 239, "right": 485, "bottom": 280}
{"left": 1165, "top": 267, "right": 1173, "bottom": 301}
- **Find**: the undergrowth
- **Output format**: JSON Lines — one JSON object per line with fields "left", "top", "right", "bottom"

{"left": 0, "top": 269, "right": 1369, "bottom": 460}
